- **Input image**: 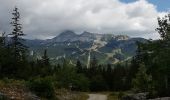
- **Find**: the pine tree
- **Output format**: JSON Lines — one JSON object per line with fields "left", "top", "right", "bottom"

{"left": 0, "top": 32, "right": 6, "bottom": 76}
{"left": 0, "top": 32, "right": 6, "bottom": 47}
{"left": 132, "top": 63, "right": 152, "bottom": 92}
{"left": 76, "top": 60, "right": 83, "bottom": 73}
{"left": 42, "top": 49, "right": 49, "bottom": 66}
{"left": 132, "top": 13, "right": 170, "bottom": 96}
{"left": 156, "top": 14, "right": 170, "bottom": 41}
{"left": 9, "top": 7, "right": 27, "bottom": 62}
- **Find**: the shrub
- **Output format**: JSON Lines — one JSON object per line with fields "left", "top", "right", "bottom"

{"left": 71, "top": 74, "right": 89, "bottom": 91}
{"left": 27, "top": 77, "right": 55, "bottom": 98}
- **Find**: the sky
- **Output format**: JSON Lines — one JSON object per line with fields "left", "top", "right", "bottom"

{"left": 0, "top": 0, "right": 169, "bottom": 40}
{"left": 121, "top": 0, "right": 170, "bottom": 12}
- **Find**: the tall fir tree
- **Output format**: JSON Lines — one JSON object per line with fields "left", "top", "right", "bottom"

{"left": 76, "top": 60, "right": 83, "bottom": 73}
{"left": 42, "top": 49, "right": 50, "bottom": 66}
{"left": 9, "top": 7, "right": 27, "bottom": 62}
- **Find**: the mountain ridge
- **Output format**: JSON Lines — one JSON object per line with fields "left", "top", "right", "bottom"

{"left": 45, "top": 30, "right": 130, "bottom": 43}
{"left": 26, "top": 30, "right": 146, "bottom": 65}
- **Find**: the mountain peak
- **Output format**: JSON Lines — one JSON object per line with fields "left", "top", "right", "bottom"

{"left": 59, "top": 30, "right": 76, "bottom": 36}
{"left": 82, "top": 31, "right": 92, "bottom": 34}
{"left": 114, "top": 35, "right": 129, "bottom": 40}
{"left": 50, "top": 31, "right": 131, "bottom": 42}
{"left": 50, "top": 30, "right": 78, "bottom": 42}
{"left": 80, "top": 31, "right": 94, "bottom": 36}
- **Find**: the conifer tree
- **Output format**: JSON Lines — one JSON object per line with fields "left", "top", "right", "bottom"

{"left": 132, "top": 64, "right": 152, "bottom": 92}
{"left": 156, "top": 14, "right": 170, "bottom": 40}
{"left": 42, "top": 49, "right": 49, "bottom": 66}
{"left": 132, "top": 13, "right": 170, "bottom": 96}
{"left": 0, "top": 32, "right": 6, "bottom": 76}
{"left": 76, "top": 60, "right": 82, "bottom": 73}
{"left": 9, "top": 7, "right": 27, "bottom": 62}
{"left": 0, "top": 32, "right": 6, "bottom": 47}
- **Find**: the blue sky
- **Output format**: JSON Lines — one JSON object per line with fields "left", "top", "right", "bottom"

{"left": 121, "top": 0, "right": 170, "bottom": 12}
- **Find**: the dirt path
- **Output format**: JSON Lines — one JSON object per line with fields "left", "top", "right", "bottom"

{"left": 87, "top": 94, "right": 107, "bottom": 100}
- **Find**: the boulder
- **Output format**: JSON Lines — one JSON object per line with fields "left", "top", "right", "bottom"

{"left": 121, "top": 93, "right": 148, "bottom": 100}
{"left": 149, "top": 97, "right": 170, "bottom": 100}
{"left": 0, "top": 92, "right": 8, "bottom": 100}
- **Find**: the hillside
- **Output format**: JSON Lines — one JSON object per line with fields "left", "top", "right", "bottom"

{"left": 26, "top": 30, "right": 146, "bottom": 65}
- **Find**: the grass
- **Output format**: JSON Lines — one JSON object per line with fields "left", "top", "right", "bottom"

{"left": 107, "top": 92, "right": 119, "bottom": 100}
{"left": 72, "top": 92, "right": 89, "bottom": 100}
{"left": 0, "top": 79, "right": 31, "bottom": 100}
{"left": 107, "top": 91, "right": 128, "bottom": 100}
{"left": 56, "top": 89, "right": 89, "bottom": 100}
{"left": 0, "top": 80, "right": 89, "bottom": 100}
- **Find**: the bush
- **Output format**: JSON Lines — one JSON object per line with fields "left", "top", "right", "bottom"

{"left": 27, "top": 77, "right": 55, "bottom": 98}
{"left": 71, "top": 74, "right": 89, "bottom": 91}
{"left": 89, "top": 75, "right": 108, "bottom": 91}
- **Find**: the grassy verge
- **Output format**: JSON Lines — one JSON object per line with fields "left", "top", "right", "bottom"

{"left": 107, "top": 92, "right": 119, "bottom": 100}
{"left": 0, "top": 79, "right": 33, "bottom": 100}
{"left": 72, "top": 92, "right": 89, "bottom": 100}
{"left": 56, "top": 89, "right": 89, "bottom": 100}
{"left": 107, "top": 91, "right": 128, "bottom": 100}
{"left": 0, "top": 79, "right": 89, "bottom": 100}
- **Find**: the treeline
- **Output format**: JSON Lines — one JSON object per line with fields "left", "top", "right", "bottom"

{"left": 132, "top": 14, "right": 170, "bottom": 97}
{"left": 0, "top": 7, "right": 170, "bottom": 99}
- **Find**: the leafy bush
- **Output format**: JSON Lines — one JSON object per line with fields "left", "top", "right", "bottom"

{"left": 27, "top": 77, "right": 55, "bottom": 98}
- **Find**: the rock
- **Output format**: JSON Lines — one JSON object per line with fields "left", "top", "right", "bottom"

{"left": 149, "top": 97, "right": 170, "bottom": 100}
{"left": 24, "top": 92, "right": 40, "bottom": 100}
{"left": 121, "top": 93, "right": 148, "bottom": 100}
{"left": 0, "top": 92, "right": 8, "bottom": 100}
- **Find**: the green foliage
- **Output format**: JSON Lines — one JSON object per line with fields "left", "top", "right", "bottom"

{"left": 132, "top": 64, "right": 153, "bottom": 92}
{"left": 71, "top": 74, "right": 89, "bottom": 91}
{"left": 90, "top": 75, "right": 108, "bottom": 91}
{"left": 42, "top": 49, "right": 50, "bottom": 66}
{"left": 27, "top": 77, "right": 55, "bottom": 98}
{"left": 55, "top": 60, "right": 89, "bottom": 91}
{"left": 156, "top": 14, "right": 170, "bottom": 40}
{"left": 9, "top": 7, "right": 28, "bottom": 62}
{"left": 0, "top": 7, "right": 29, "bottom": 79}
{"left": 132, "top": 13, "right": 170, "bottom": 97}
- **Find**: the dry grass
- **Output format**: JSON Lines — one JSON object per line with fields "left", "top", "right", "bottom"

{"left": 107, "top": 92, "right": 127, "bottom": 100}
{"left": 0, "top": 79, "right": 39, "bottom": 100}
{"left": 56, "top": 89, "right": 89, "bottom": 100}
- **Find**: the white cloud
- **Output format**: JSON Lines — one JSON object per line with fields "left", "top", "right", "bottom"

{"left": 0, "top": 0, "right": 167, "bottom": 39}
